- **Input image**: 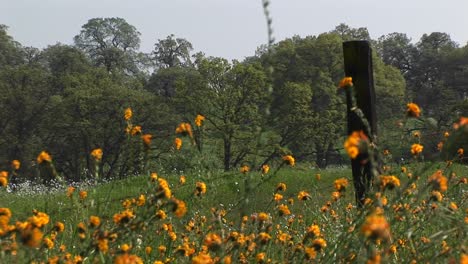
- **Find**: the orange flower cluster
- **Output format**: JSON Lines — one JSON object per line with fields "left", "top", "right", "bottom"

{"left": 261, "top": 164, "right": 270, "bottom": 175}
{"left": 0, "top": 171, "right": 7, "bottom": 187}
{"left": 344, "top": 131, "right": 368, "bottom": 159}
{"left": 282, "top": 155, "right": 295, "bottom": 167}
{"left": 175, "top": 122, "right": 193, "bottom": 138}
{"left": 124, "top": 107, "right": 132, "bottom": 121}
{"left": 361, "top": 212, "right": 391, "bottom": 241}
{"left": 339, "top": 77, "right": 353, "bottom": 88}
{"left": 428, "top": 170, "right": 448, "bottom": 192}
{"left": 141, "top": 134, "right": 152, "bottom": 147}
{"left": 195, "top": 181, "right": 207, "bottom": 196}
{"left": 11, "top": 160, "right": 20, "bottom": 170}
{"left": 334, "top": 178, "right": 349, "bottom": 192}
{"left": 240, "top": 165, "right": 250, "bottom": 174}
{"left": 406, "top": 103, "right": 421, "bottom": 118}
{"left": 174, "top": 137, "right": 182, "bottom": 150}
{"left": 90, "top": 148, "right": 103, "bottom": 161}
{"left": 194, "top": 114, "right": 205, "bottom": 127}
{"left": 411, "top": 143, "right": 423, "bottom": 155}
{"left": 379, "top": 175, "right": 401, "bottom": 190}
{"left": 37, "top": 151, "right": 52, "bottom": 164}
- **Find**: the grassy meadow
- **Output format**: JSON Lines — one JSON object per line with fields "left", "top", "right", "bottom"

{"left": 1, "top": 159, "right": 467, "bottom": 263}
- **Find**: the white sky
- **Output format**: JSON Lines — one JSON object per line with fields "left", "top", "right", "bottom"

{"left": 1, "top": 0, "right": 468, "bottom": 60}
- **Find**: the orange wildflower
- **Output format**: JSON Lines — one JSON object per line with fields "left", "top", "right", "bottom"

{"left": 174, "top": 137, "right": 182, "bottom": 150}
{"left": 141, "top": 134, "right": 152, "bottom": 146}
{"left": 344, "top": 131, "right": 368, "bottom": 159}
{"left": 379, "top": 175, "right": 401, "bottom": 190}
{"left": 406, "top": 103, "right": 421, "bottom": 118}
{"left": 195, "top": 114, "right": 205, "bottom": 127}
{"left": 175, "top": 122, "right": 193, "bottom": 138}
{"left": 334, "top": 178, "right": 349, "bottom": 192}
{"left": 11, "top": 160, "right": 20, "bottom": 170}
{"left": 130, "top": 125, "right": 142, "bottom": 136}
{"left": 282, "top": 155, "right": 295, "bottom": 166}
{"left": 458, "top": 148, "right": 464, "bottom": 157}
{"left": 195, "top": 181, "right": 207, "bottom": 196}
{"left": 261, "top": 164, "right": 270, "bottom": 175}
{"left": 339, "top": 77, "right": 353, "bottom": 88}
{"left": 240, "top": 165, "right": 250, "bottom": 174}
{"left": 428, "top": 170, "right": 448, "bottom": 192}
{"left": 90, "top": 148, "right": 103, "bottom": 161}
{"left": 410, "top": 144, "right": 423, "bottom": 155}
{"left": 297, "top": 191, "right": 311, "bottom": 201}
{"left": 124, "top": 107, "right": 132, "bottom": 121}
{"left": 361, "top": 213, "right": 391, "bottom": 241}
{"left": 37, "top": 151, "right": 52, "bottom": 164}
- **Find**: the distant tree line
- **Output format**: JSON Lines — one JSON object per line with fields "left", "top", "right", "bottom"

{"left": 0, "top": 19, "right": 466, "bottom": 183}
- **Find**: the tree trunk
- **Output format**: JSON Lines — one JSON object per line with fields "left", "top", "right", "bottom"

{"left": 223, "top": 137, "right": 231, "bottom": 171}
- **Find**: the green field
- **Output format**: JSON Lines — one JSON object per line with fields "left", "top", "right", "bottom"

{"left": 1, "top": 162, "right": 466, "bottom": 263}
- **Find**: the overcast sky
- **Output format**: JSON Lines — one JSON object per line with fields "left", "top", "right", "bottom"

{"left": 2, "top": 0, "right": 468, "bottom": 60}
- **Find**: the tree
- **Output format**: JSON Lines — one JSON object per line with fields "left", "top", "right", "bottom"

{"left": 0, "top": 25, "right": 24, "bottom": 68}
{"left": 153, "top": 35, "right": 193, "bottom": 68}
{"left": 74, "top": 17, "right": 145, "bottom": 74}
{"left": 178, "top": 57, "right": 269, "bottom": 171}
{"left": 376, "top": 33, "right": 416, "bottom": 76}
{"left": 331, "top": 23, "right": 371, "bottom": 41}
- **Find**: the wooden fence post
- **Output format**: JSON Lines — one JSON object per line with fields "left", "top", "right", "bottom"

{"left": 343, "top": 40, "right": 378, "bottom": 206}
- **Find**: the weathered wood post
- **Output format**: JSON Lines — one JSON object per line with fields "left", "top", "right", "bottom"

{"left": 343, "top": 40, "right": 378, "bottom": 206}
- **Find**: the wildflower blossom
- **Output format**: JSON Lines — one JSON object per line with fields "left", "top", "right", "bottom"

{"left": 124, "top": 107, "right": 132, "bottom": 120}
{"left": 172, "top": 198, "right": 187, "bottom": 218}
{"left": 98, "top": 238, "right": 109, "bottom": 253}
{"left": 179, "top": 175, "right": 186, "bottom": 185}
{"left": 43, "top": 237, "right": 54, "bottom": 249}
{"left": 114, "top": 253, "right": 143, "bottom": 264}
{"left": 339, "top": 77, "right": 353, "bottom": 88}
{"left": 428, "top": 170, "right": 448, "bottom": 192}
{"left": 275, "top": 183, "right": 287, "bottom": 192}
{"left": 77, "top": 222, "right": 86, "bottom": 240}
{"left": 334, "top": 178, "right": 349, "bottom": 192}
{"left": 130, "top": 125, "right": 142, "bottom": 136}
{"left": 344, "top": 131, "right": 368, "bottom": 159}
{"left": 282, "top": 155, "right": 295, "bottom": 166}
{"left": 297, "top": 191, "right": 311, "bottom": 201}
{"left": 66, "top": 186, "right": 75, "bottom": 197}
{"left": 458, "top": 148, "right": 464, "bottom": 157}
{"left": 278, "top": 204, "right": 291, "bottom": 216}
{"left": 240, "top": 165, "right": 250, "bottom": 174}
{"left": 195, "top": 114, "right": 205, "bottom": 127}
{"left": 379, "top": 175, "right": 401, "bottom": 190}
{"left": 192, "top": 252, "right": 213, "bottom": 264}
{"left": 406, "top": 103, "right": 421, "bottom": 118}
{"left": 361, "top": 213, "right": 391, "bottom": 241}
{"left": 175, "top": 122, "right": 193, "bottom": 138}
{"left": 37, "top": 151, "right": 52, "bottom": 164}
{"left": 410, "top": 144, "right": 423, "bottom": 155}
{"left": 89, "top": 216, "right": 100, "bottom": 227}
{"left": 261, "top": 164, "right": 270, "bottom": 175}
{"left": 54, "top": 222, "right": 65, "bottom": 233}
{"left": 11, "top": 160, "right": 20, "bottom": 170}
{"left": 195, "top": 181, "right": 207, "bottom": 196}
{"left": 174, "top": 137, "right": 182, "bottom": 150}
{"left": 204, "top": 233, "right": 222, "bottom": 250}
{"left": 79, "top": 191, "right": 87, "bottom": 200}
{"left": 306, "top": 224, "right": 321, "bottom": 238}
{"left": 312, "top": 238, "right": 327, "bottom": 251}
{"left": 0, "top": 172, "right": 7, "bottom": 187}
{"left": 90, "top": 148, "right": 103, "bottom": 161}
{"left": 273, "top": 193, "right": 283, "bottom": 202}
{"left": 141, "top": 134, "right": 152, "bottom": 146}
{"left": 156, "top": 210, "right": 167, "bottom": 220}
{"left": 437, "top": 141, "right": 444, "bottom": 151}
